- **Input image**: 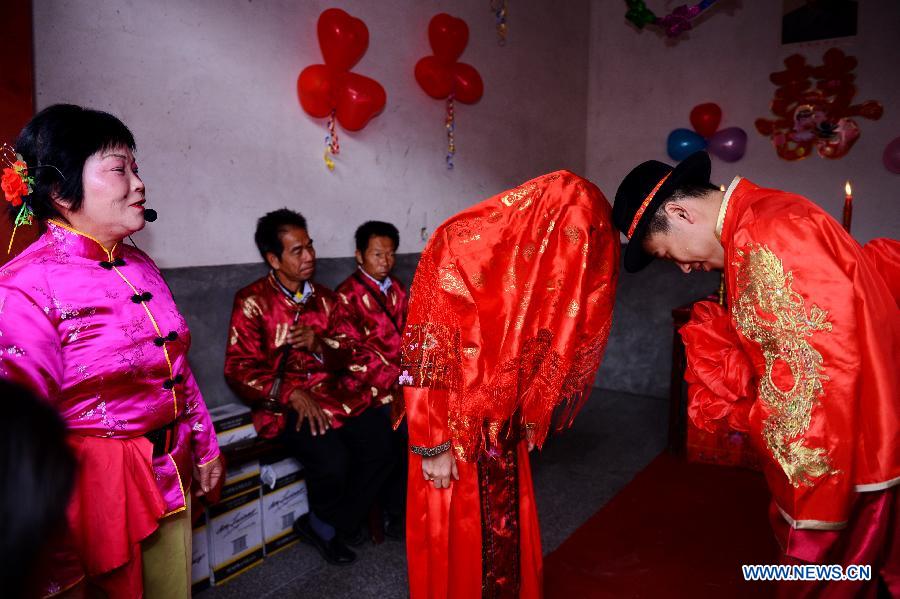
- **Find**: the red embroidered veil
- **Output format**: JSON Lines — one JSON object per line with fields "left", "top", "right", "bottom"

{"left": 400, "top": 170, "right": 620, "bottom": 460}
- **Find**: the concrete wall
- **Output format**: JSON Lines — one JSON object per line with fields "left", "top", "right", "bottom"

{"left": 33, "top": 0, "right": 591, "bottom": 268}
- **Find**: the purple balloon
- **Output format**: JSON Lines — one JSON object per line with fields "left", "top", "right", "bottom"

{"left": 883, "top": 136, "right": 900, "bottom": 174}
{"left": 708, "top": 127, "right": 747, "bottom": 162}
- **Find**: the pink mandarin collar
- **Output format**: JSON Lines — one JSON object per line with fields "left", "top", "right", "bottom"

{"left": 46, "top": 219, "right": 124, "bottom": 263}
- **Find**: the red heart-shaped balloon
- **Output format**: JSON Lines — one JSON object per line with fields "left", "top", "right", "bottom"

{"left": 336, "top": 72, "right": 386, "bottom": 132}
{"left": 428, "top": 13, "right": 468, "bottom": 63}
{"left": 297, "top": 64, "right": 340, "bottom": 118}
{"left": 452, "top": 63, "right": 483, "bottom": 104}
{"left": 414, "top": 56, "right": 453, "bottom": 99}
{"left": 318, "top": 8, "right": 369, "bottom": 71}
{"left": 690, "top": 103, "right": 722, "bottom": 138}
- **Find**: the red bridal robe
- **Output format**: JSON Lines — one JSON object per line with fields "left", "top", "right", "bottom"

{"left": 400, "top": 171, "right": 619, "bottom": 598}
{"left": 682, "top": 178, "right": 900, "bottom": 598}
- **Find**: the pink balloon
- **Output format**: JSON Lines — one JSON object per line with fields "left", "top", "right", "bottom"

{"left": 883, "top": 136, "right": 900, "bottom": 174}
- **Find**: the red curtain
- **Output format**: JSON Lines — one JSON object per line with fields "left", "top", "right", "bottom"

{"left": 1, "top": 0, "right": 38, "bottom": 263}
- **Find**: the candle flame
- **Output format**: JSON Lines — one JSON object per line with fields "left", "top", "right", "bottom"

{"left": 845, "top": 181, "right": 852, "bottom": 196}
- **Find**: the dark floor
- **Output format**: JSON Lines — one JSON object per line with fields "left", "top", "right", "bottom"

{"left": 200, "top": 388, "right": 669, "bottom": 599}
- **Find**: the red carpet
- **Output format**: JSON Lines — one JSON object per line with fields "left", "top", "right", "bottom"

{"left": 544, "top": 452, "right": 780, "bottom": 598}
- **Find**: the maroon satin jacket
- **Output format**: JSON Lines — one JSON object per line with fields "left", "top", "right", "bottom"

{"left": 224, "top": 273, "right": 362, "bottom": 437}
{"left": 333, "top": 271, "right": 408, "bottom": 416}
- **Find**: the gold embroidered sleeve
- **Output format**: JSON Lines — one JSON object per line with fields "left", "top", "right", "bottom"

{"left": 733, "top": 243, "right": 838, "bottom": 487}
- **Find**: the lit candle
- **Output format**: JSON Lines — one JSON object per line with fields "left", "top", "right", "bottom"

{"left": 842, "top": 181, "right": 852, "bottom": 232}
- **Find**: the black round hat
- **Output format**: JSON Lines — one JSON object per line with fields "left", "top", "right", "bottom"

{"left": 613, "top": 151, "right": 712, "bottom": 272}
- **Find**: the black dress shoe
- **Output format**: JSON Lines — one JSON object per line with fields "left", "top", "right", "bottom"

{"left": 293, "top": 514, "right": 357, "bottom": 565}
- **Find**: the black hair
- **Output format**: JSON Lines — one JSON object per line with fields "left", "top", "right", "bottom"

{"left": 13, "top": 104, "right": 136, "bottom": 220}
{"left": 354, "top": 220, "right": 399, "bottom": 254}
{"left": 254, "top": 208, "right": 308, "bottom": 261}
{"left": 0, "top": 380, "right": 75, "bottom": 597}
{"left": 646, "top": 182, "right": 720, "bottom": 236}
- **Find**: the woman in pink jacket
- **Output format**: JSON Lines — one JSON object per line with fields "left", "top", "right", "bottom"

{"left": 0, "top": 104, "right": 222, "bottom": 598}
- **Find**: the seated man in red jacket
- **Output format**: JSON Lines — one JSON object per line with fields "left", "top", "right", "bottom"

{"left": 224, "top": 209, "right": 394, "bottom": 565}
{"left": 333, "top": 221, "right": 409, "bottom": 539}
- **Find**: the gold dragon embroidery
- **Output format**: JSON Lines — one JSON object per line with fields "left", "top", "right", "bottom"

{"left": 733, "top": 243, "right": 837, "bottom": 487}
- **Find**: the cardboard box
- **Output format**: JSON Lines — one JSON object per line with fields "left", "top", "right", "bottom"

{"left": 260, "top": 457, "right": 308, "bottom": 555}
{"left": 208, "top": 488, "right": 264, "bottom": 585}
{"left": 222, "top": 459, "right": 261, "bottom": 501}
{"left": 209, "top": 403, "right": 257, "bottom": 450}
{"left": 190, "top": 510, "right": 211, "bottom": 594}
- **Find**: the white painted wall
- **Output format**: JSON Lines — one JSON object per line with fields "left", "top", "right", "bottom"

{"left": 33, "top": 0, "right": 590, "bottom": 267}
{"left": 32, "top": 1, "right": 899, "bottom": 267}
{"left": 585, "top": 0, "right": 900, "bottom": 246}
